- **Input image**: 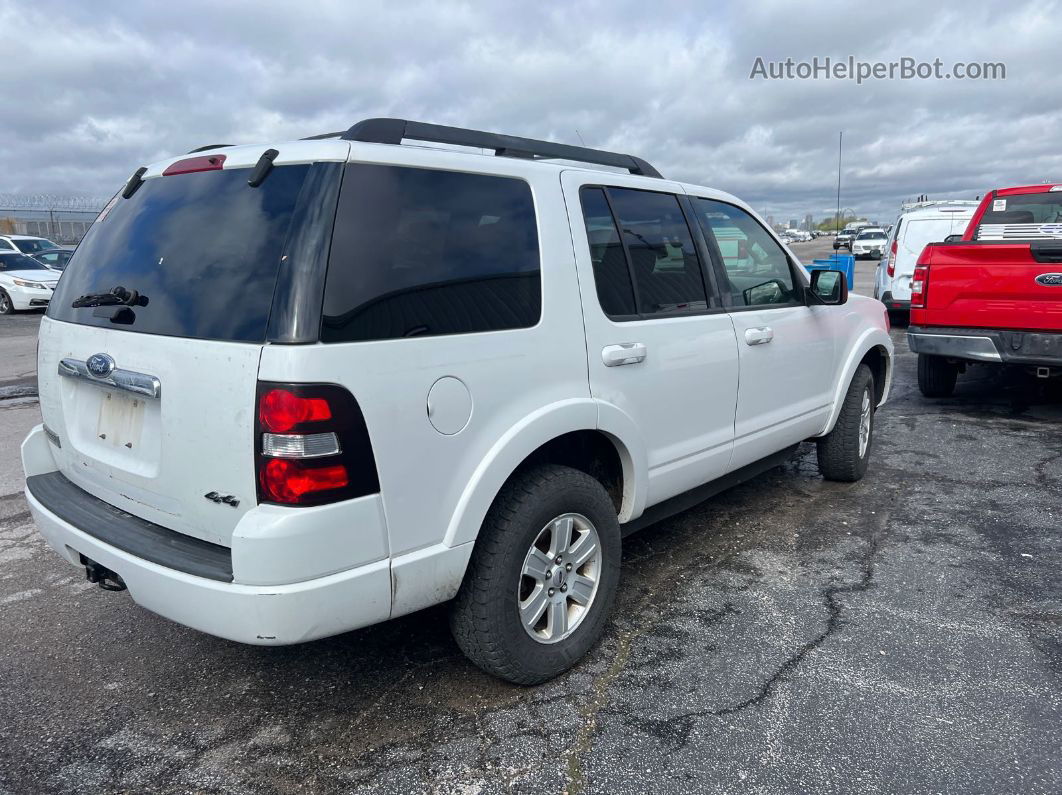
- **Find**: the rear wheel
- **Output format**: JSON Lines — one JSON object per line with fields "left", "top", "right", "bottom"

{"left": 817, "top": 364, "right": 875, "bottom": 482}
{"left": 450, "top": 465, "right": 621, "bottom": 684}
{"left": 0, "top": 290, "right": 13, "bottom": 315}
{"left": 917, "top": 354, "right": 958, "bottom": 397}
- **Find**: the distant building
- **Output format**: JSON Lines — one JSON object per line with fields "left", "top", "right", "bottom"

{"left": 804, "top": 213, "right": 814, "bottom": 231}
{"left": 788, "top": 218, "right": 798, "bottom": 229}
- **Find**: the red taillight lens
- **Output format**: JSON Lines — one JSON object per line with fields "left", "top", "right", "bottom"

{"left": 910, "top": 264, "right": 929, "bottom": 308}
{"left": 259, "top": 388, "right": 332, "bottom": 432}
{"left": 162, "top": 154, "right": 226, "bottom": 176}
{"left": 259, "top": 459, "right": 349, "bottom": 504}
{"left": 886, "top": 240, "right": 897, "bottom": 277}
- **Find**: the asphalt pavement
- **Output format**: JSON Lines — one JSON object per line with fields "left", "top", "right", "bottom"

{"left": 0, "top": 253, "right": 1059, "bottom": 794}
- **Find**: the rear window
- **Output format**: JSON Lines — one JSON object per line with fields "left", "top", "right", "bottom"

{"left": 48, "top": 165, "right": 313, "bottom": 342}
{"left": 13, "top": 238, "right": 57, "bottom": 254}
{"left": 901, "top": 218, "right": 962, "bottom": 257}
{"left": 320, "top": 164, "right": 540, "bottom": 343}
{"left": 980, "top": 193, "right": 1062, "bottom": 226}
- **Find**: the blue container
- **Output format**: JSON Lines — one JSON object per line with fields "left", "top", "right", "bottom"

{"left": 805, "top": 254, "right": 854, "bottom": 289}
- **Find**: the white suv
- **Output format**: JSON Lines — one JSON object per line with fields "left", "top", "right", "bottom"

{"left": 874, "top": 201, "right": 978, "bottom": 314}
{"left": 21, "top": 119, "right": 893, "bottom": 683}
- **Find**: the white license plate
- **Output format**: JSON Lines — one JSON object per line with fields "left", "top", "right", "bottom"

{"left": 96, "top": 391, "right": 145, "bottom": 450}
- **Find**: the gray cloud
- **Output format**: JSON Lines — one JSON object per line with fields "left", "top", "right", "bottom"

{"left": 3, "top": 0, "right": 1060, "bottom": 225}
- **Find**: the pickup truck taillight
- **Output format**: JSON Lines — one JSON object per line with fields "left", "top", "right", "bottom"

{"left": 886, "top": 239, "right": 898, "bottom": 277}
{"left": 255, "top": 382, "right": 380, "bottom": 506}
{"left": 910, "top": 264, "right": 929, "bottom": 308}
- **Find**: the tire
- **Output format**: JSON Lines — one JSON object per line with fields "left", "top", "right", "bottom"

{"left": 0, "top": 290, "right": 13, "bottom": 315}
{"left": 817, "top": 364, "right": 875, "bottom": 483}
{"left": 917, "top": 354, "right": 958, "bottom": 398}
{"left": 449, "top": 464, "right": 621, "bottom": 685}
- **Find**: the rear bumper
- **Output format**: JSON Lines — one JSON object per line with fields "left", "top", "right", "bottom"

{"left": 880, "top": 292, "right": 910, "bottom": 312}
{"left": 908, "top": 325, "right": 1062, "bottom": 366}
{"left": 21, "top": 425, "right": 392, "bottom": 645}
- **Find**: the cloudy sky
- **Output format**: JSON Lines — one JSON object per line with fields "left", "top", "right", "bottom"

{"left": 3, "top": 0, "right": 1060, "bottom": 224}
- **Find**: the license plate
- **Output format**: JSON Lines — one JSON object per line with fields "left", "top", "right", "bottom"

{"left": 96, "top": 391, "right": 145, "bottom": 450}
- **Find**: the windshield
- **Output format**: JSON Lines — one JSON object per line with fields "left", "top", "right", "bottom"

{"left": 48, "top": 164, "right": 316, "bottom": 342}
{"left": 0, "top": 253, "right": 51, "bottom": 271}
{"left": 13, "top": 238, "right": 58, "bottom": 254}
{"left": 857, "top": 231, "right": 886, "bottom": 240}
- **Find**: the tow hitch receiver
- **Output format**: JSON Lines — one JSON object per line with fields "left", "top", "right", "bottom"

{"left": 80, "top": 554, "right": 127, "bottom": 592}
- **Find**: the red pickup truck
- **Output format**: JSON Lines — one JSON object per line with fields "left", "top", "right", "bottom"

{"left": 908, "top": 183, "right": 1062, "bottom": 396}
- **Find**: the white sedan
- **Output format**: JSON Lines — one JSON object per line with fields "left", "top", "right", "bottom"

{"left": 0, "top": 252, "right": 60, "bottom": 314}
{"left": 851, "top": 228, "right": 888, "bottom": 259}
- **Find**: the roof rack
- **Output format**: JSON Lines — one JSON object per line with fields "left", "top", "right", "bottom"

{"left": 899, "top": 199, "right": 980, "bottom": 211}
{"left": 187, "top": 144, "right": 234, "bottom": 153}
{"left": 305, "top": 118, "right": 663, "bottom": 178}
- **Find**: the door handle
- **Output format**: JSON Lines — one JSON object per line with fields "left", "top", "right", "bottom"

{"left": 744, "top": 327, "right": 774, "bottom": 346}
{"left": 602, "top": 343, "right": 647, "bottom": 367}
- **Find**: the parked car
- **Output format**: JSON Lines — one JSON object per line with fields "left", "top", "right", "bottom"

{"left": 21, "top": 118, "right": 893, "bottom": 683}
{"left": 851, "top": 228, "right": 888, "bottom": 259}
{"left": 908, "top": 184, "right": 1062, "bottom": 396}
{"left": 874, "top": 201, "right": 978, "bottom": 316}
{"left": 34, "top": 248, "right": 75, "bottom": 271}
{"left": 0, "top": 235, "right": 62, "bottom": 256}
{"left": 0, "top": 251, "right": 60, "bottom": 314}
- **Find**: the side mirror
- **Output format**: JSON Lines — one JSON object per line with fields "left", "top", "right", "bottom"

{"left": 808, "top": 269, "right": 848, "bottom": 305}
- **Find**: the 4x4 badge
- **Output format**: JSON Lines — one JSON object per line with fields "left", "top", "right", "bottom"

{"left": 204, "top": 491, "right": 240, "bottom": 508}
{"left": 1035, "top": 273, "right": 1062, "bottom": 286}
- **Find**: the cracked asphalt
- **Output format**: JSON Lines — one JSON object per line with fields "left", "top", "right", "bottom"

{"left": 1, "top": 308, "right": 1060, "bottom": 793}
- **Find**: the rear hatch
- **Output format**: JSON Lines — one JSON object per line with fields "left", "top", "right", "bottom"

{"left": 892, "top": 212, "right": 972, "bottom": 299}
{"left": 38, "top": 142, "right": 347, "bottom": 545}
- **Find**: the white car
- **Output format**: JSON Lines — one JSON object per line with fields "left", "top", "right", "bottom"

{"left": 22, "top": 118, "right": 893, "bottom": 683}
{"left": 874, "top": 202, "right": 978, "bottom": 314}
{"left": 0, "top": 235, "right": 62, "bottom": 256}
{"left": 851, "top": 228, "right": 888, "bottom": 259}
{"left": 0, "top": 251, "right": 60, "bottom": 314}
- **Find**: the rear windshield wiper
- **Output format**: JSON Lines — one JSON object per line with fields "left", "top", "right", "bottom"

{"left": 71, "top": 286, "right": 147, "bottom": 309}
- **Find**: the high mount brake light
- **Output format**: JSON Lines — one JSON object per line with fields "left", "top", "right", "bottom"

{"left": 162, "top": 154, "right": 227, "bottom": 176}
{"left": 254, "top": 382, "right": 380, "bottom": 506}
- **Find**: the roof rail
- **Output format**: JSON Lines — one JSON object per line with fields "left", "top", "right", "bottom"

{"left": 187, "top": 144, "right": 234, "bottom": 154}
{"left": 328, "top": 118, "right": 662, "bottom": 178}
{"left": 899, "top": 199, "right": 980, "bottom": 211}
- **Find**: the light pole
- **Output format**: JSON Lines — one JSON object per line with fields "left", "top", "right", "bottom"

{"left": 835, "top": 131, "right": 843, "bottom": 234}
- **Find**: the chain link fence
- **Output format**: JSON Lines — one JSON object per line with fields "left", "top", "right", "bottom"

{"left": 0, "top": 194, "right": 109, "bottom": 246}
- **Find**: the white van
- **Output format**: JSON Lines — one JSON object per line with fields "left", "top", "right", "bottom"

{"left": 22, "top": 118, "right": 892, "bottom": 683}
{"left": 875, "top": 202, "right": 978, "bottom": 314}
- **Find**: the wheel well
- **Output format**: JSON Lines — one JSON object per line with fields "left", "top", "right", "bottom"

{"left": 861, "top": 345, "right": 889, "bottom": 404}
{"left": 515, "top": 430, "right": 624, "bottom": 515}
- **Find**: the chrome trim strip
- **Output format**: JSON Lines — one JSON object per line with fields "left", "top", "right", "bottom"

{"left": 907, "top": 333, "right": 1003, "bottom": 362}
{"left": 58, "top": 358, "right": 162, "bottom": 399}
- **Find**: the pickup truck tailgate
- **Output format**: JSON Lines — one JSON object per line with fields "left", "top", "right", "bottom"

{"left": 915, "top": 242, "right": 1062, "bottom": 331}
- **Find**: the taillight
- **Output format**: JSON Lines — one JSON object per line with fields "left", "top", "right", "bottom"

{"left": 910, "top": 264, "right": 929, "bottom": 308}
{"left": 886, "top": 239, "right": 897, "bottom": 277}
{"left": 255, "top": 382, "right": 380, "bottom": 506}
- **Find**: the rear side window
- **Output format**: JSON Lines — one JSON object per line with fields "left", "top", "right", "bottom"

{"left": 579, "top": 188, "right": 636, "bottom": 317}
{"left": 48, "top": 165, "right": 314, "bottom": 342}
{"left": 321, "top": 164, "right": 540, "bottom": 343}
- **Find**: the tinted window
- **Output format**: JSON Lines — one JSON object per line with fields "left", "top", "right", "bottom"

{"left": 693, "top": 199, "right": 798, "bottom": 307}
{"left": 14, "top": 238, "right": 57, "bottom": 254}
{"left": 49, "top": 165, "right": 314, "bottom": 342}
{"left": 579, "top": 187, "right": 636, "bottom": 317}
{"left": 980, "top": 192, "right": 1062, "bottom": 225}
{"left": 0, "top": 253, "right": 50, "bottom": 271}
{"left": 0, "top": 239, "right": 14, "bottom": 251}
{"left": 321, "top": 164, "right": 540, "bottom": 343}
{"left": 607, "top": 188, "right": 708, "bottom": 316}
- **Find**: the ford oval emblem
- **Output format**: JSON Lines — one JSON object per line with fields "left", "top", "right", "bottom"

{"left": 86, "top": 353, "right": 115, "bottom": 378}
{"left": 1035, "top": 273, "right": 1062, "bottom": 287}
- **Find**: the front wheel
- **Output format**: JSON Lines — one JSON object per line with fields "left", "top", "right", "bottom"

{"left": 817, "top": 364, "right": 875, "bottom": 482}
{"left": 917, "top": 354, "right": 958, "bottom": 397}
{"left": 0, "top": 290, "right": 14, "bottom": 315}
{"left": 450, "top": 465, "right": 621, "bottom": 684}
